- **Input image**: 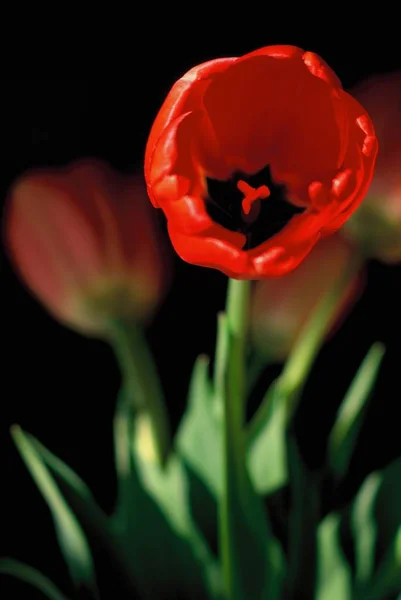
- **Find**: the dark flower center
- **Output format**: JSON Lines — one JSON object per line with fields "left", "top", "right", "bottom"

{"left": 205, "top": 165, "right": 305, "bottom": 250}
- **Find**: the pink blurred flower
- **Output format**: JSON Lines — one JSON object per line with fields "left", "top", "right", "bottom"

{"left": 345, "top": 71, "right": 401, "bottom": 263}
{"left": 5, "top": 159, "right": 170, "bottom": 336}
{"left": 251, "top": 234, "right": 364, "bottom": 362}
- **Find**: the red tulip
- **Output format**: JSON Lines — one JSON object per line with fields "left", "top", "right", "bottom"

{"left": 145, "top": 45, "right": 377, "bottom": 279}
{"left": 5, "top": 160, "right": 169, "bottom": 336}
{"left": 251, "top": 234, "right": 364, "bottom": 362}
{"left": 345, "top": 71, "right": 401, "bottom": 263}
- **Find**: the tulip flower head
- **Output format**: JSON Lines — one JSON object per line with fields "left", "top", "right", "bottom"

{"left": 5, "top": 160, "right": 169, "bottom": 336}
{"left": 251, "top": 234, "right": 364, "bottom": 362}
{"left": 145, "top": 45, "right": 378, "bottom": 279}
{"left": 345, "top": 71, "right": 401, "bottom": 263}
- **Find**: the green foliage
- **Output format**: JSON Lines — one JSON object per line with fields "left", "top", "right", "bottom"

{"left": 339, "top": 458, "right": 401, "bottom": 600}
{"left": 0, "top": 559, "right": 70, "bottom": 600}
{"left": 176, "top": 354, "right": 222, "bottom": 498}
{"left": 316, "top": 515, "right": 352, "bottom": 600}
{"left": 247, "top": 381, "right": 287, "bottom": 495}
{"left": 216, "top": 308, "right": 285, "bottom": 600}
{"left": 112, "top": 390, "right": 220, "bottom": 600}
{"left": 329, "top": 343, "right": 385, "bottom": 480}
{"left": 3, "top": 264, "right": 398, "bottom": 600}
{"left": 11, "top": 426, "right": 99, "bottom": 598}
{"left": 10, "top": 418, "right": 217, "bottom": 600}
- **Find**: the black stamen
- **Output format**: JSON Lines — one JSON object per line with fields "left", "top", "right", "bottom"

{"left": 205, "top": 165, "right": 305, "bottom": 250}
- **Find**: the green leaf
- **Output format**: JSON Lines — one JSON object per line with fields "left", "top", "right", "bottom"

{"left": 247, "top": 381, "right": 287, "bottom": 494}
{"left": 21, "top": 424, "right": 141, "bottom": 597}
{"left": 277, "top": 251, "right": 364, "bottom": 419}
{"left": 112, "top": 391, "right": 179, "bottom": 599}
{"left": 175, "top": 355, "right": 221, "bottom": 560}
{"left": 342, "top": 458, "right": 401, "bottom": 600}
{"left": 374, "top": 457, "right": 401, "bottom": 564}
{"left": 11, "top": 426, "right": 99, "bottom": 598}
{"left": 111, "top": 393, "right": 220, "bottom": 600}
{"left": 109, "top": 320, "right": 170, "bottom": 467}
{"left": 176, "top": 354, "right": 222, "bottom": 498}
{"left": 356, "top": 457, "right": 401, "bottom": 600}
{"left": 363, "top": 526, "right": 401, "bottom": 600}
{"left": 28, "top": 435, "right": 99, "bottom": 503}
{"left": 135, "top": 416, "right": 223, "bottom": 599}
{"left": 28, "top": 430, "right": 138, "bottom": 596}
{"left": 316, "top": 515, "right": 352, "bottom": 600}
{"left": 113, "top": 386, "right": 138, "bottom": 527}
{"left": 329, "top": 343, "right": 385, "bottom": 479}
{"left": 353, "top": 471, "right": 383, "bottom": 585}
{"left": 0, "top": 559, "right": 70, "bottom": 600}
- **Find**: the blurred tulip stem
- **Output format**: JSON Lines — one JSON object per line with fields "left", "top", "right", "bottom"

{"left": 244, "top": 248, "right": 364, "bottom": 598}
{"left": 108, "top": 320, "right": 170, "bottom": 468}
{"left": 218, "top": 277, "right": 252, "bottom": 600}
{"left": 248, "top": 248, "right": 365, "bottom": 439}
{"left": 280, "top": 249, "right": 364, "bottom": 422}
{"left": 280, "top": 249, "right": 364, "bottom": 597}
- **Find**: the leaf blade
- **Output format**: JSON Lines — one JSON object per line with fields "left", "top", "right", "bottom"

{"left": 176, "top": 354, "right": 222, "bottom": 498}
{"left": 11, "top": 426, "right": 98, "bottom": 597}
{"left": 0, "top": 558, "right": 70, "bottom": 600}
{"left": 112, "top": 390, "right": 219, "bottom": 600}
{"left": 247, "top": 381, "right": 287, "bottom": 495}
{"left": 353, "top": 471, "right": 382, "bottom": 584}
{"left": 329, "top": 342, "right": 385, "bottom": 479}
{"left": 316, "top": 515, "right": 352, "bottom": 600}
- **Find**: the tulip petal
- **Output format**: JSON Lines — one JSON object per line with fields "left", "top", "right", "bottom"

{"left": 203, "top": 54, "right": 343, "bottom": 184}
{"left": 145, "top": 46, "right": 378, "bottom": 278}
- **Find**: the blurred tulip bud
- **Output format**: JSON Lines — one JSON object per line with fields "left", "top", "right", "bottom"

{"left": 345, "top": 71, "right": 401, "bottom": 263}
{"left": 5, "top": 159, "right": 170, "bottom": 336}
{"left": 251, "top": 235, "right": 364, "bottom": 362}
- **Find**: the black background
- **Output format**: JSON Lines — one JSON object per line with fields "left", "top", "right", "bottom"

{"left": 1, "top": 27, "right": 401, "bottom": 599}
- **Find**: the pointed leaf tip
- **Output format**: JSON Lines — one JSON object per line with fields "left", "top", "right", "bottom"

{"left": 0, "top": 559, "right": 70, "bottom": 600}
{"left": 329, "top": 342, "right": 385, "bottom": 479}
{"left": 11, "top": 426, "right": 98, "bottom": 597}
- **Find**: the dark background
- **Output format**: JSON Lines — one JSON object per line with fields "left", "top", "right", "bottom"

{"left": 1, "top": 29, "right": 401, "bottom": 599}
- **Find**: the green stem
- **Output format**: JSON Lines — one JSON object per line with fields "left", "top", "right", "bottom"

{"left": 113, "top": 386, "right": 135, "bottom": 525}
{"left": 226, "top": 278, "right": 250, "bottom": 448}
{"left": 109, "top": 320, "right": 170, "bottom": 468}
{"left": 278, "top": 250, "right": 364, "bottom": 423}
{"left": 219, "top": 278, "right": 251, "bottom": 600}
{"left": 246, "top": 249, "right": 363, "bottom": 456}
{"left": 0, "top": 559, "right": 70, "bottom": 600}
{"left": 281, "top": 251, "right": 364, "bottom": 598}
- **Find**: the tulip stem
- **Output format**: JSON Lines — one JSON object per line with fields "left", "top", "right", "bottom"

{"left": 281, "top": 249, "right": 363, "bottom": 598}
{"left": 109, "top": 320, "right": 170, "bottom": 468}
{"left": 279, "top": 249, "right": 364, "bottom": 423}
{"left": 218, "top": 277, "right": 251, "bottom": 600}
{"left": 225, "top": 277, "right": 250, "bottom": 439}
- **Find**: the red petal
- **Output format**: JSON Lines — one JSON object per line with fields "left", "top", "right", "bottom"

{"left": 203, "top": 53, "right": 344, "bottom": 188}
{"left": 159, "top": 194, "right": 216, "bottom": 235}
{"left": 243, "top": 45, "right": 304, "bottom": 60}
{"left": 145, "top": 57, "right": 236, "bottom": 205}
{"left": 168, "top": 224, "right": 250, "bottom": 279}
{"left": 302, "top": 51, "right": 342, "bottom": 89}
{"left": 252, "top": 233, "right": 321, "bottom": 277}
{"left": 322, "top": 91, "right": 378, "bottom": 234}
